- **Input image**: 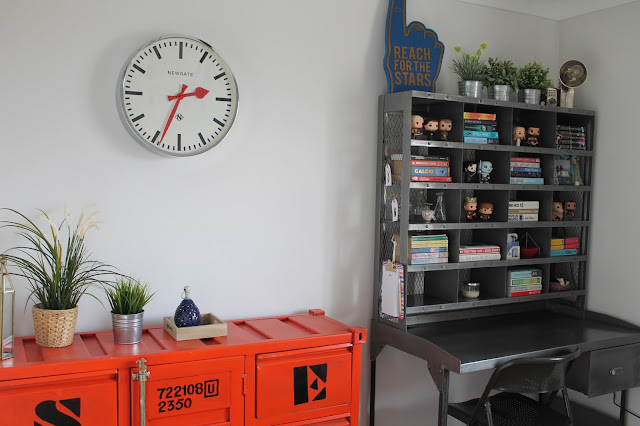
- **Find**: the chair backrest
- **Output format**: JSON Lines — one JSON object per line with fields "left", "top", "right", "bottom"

{"left": 485, "top": 348, "right": 582, "bottom": 394}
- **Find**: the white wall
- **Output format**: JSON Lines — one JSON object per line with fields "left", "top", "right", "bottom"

{"left": 1, "top": 0, "right": 621, "bottom": 424}
{"left": 560, "top": 3, "right": 640, "bottom": 424}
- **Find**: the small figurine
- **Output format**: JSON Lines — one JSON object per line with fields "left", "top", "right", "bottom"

{"left": 478, "top": 202, "right": 493, "bottom": 221}
{"left": 479, "top": 160, "right": 493, "bottom": 183}
{"left": 512, "top": 126, "right": 525, "bottom": 146}
{"left": 564, "top": 201, "right": 576, "bottom": 221}
{"left": 524, "top": 127, "right": 540, "bottom": 146}
{"left": 411, "top": 115, "right": 424, "bottom": 137}
{"left": 552, "top": 201, "right": 564, "bottom": 221}
{"left": 572, "top": 156, "right": 583, "bottom": 186}
{"left": 463, "top": 196, "right": 478, "bottom": 221}
{"left": 463, "top": 161, "right": 478, "bottom": 183}
{"left": 424, "top": 119, "right": 439, "bottom": 140}
{"left": 438, "top": 118, "right": 453, "bottom": 141}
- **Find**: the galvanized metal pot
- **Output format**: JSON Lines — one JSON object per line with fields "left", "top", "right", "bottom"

{"left": 518, "top": 88, "right": 541, "bottom": 105}
{"left": 488, "top": 84, "right": 511, "bottom": 101}
{"left": 458, "top": 80, "right": 483, "bottom": 98}
{"left": 112, "top": 311, "right": 144, "bottom": 344}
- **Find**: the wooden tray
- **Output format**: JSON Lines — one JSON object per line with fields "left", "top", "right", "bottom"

{"left": 163, "top": 313, "right": 227, "bottom": 341}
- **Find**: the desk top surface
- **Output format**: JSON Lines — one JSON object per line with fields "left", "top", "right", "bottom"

{"left": 408, "top": 310, "right": 640, "bottom": 373}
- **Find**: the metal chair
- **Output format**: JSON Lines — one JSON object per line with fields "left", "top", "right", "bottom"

{"left": 447, "top": 348, "right": 582, "bottom": 426}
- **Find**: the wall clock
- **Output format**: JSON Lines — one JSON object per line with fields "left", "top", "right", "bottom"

{"left": 118, "top": 35, "right": 239, "bottom": 156}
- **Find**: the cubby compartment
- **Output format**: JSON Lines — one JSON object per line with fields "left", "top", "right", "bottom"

{"left": 550, "top": 261, "right": 585, "bottom": 292}
{"left": 557, "top": 111, "right": 594, "bottom": 151}
{"left": 408, "top": 189, "right": 462, "bottom": 224}
{"left": 460, "top": 267, "right": 507, "bottom": 300}
{"left": 509, "top": 190, "right": 551, "bottom": 221}
{"left": 406, "top": 270, "right": 459, "bottom": 307}
{"left": 461, "top": 189, "right": 509, "bottom": 223}
{"left": 512, "top": 109, "right": 556, "bottom": 149}
{"left": 551, "top": 226, "right": 585, "bottom": 257}
{"left": 411, "top": 98, "right": 464, "bottom": 142}
{"left": 512, "top": 227, "right": 552, "bottom": 257}
{"left": 457, "top": 228, "right": 507, "bottom": 262}
{"left": 462, "top": 104, "right": 513, "bottom": 146}
{"left": 552, "top": 190, "right": 588, "bottom": 222}
{"left": 464, "top": 150, "right": 510, "bottom": 184}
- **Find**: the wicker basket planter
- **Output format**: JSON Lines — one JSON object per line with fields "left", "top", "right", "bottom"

{"left": 32, "top": 304, "right": 79, "bottom": 348}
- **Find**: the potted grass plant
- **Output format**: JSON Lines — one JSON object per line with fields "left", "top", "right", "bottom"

{"left": 451, "top": 42, "right": 488, "bottom": 98}
{"left": 484, "top": 57, "right": 519, "bottom": 101}
{"left": 1, "top": 205, "right": 114, "bottom": 347}
{"left": 517, "top": 61, "right": 554, "bottom": 104}
{"left": 106, "top": 276, "right": 155, "bottom": 344}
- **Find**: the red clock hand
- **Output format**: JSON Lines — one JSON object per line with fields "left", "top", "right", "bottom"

{"left": 168, "top": 87, "right": 209, "bottom": 101}
{"left": 160, "top": 84, "right": 188, "bottom": 143}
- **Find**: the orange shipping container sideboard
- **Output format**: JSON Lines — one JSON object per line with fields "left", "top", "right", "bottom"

{"left": 0, "top": 309, "right": 366, "bottom": 425}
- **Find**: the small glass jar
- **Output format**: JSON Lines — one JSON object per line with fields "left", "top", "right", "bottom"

{"left": 461, "top": 282, "right": 480, "bottom": 299}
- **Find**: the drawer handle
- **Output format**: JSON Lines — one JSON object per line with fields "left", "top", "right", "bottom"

{"left": 610, "top": 367, "right": 625, "bottom": 376}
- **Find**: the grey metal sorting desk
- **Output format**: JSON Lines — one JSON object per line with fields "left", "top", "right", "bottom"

{"left": 369, "top": 309, "right": 640, "bottom": 425}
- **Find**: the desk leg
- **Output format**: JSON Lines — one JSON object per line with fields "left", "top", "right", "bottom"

{"left": 370, "top": 359, "right": 376, "bottom": 426}
{"left": 438, "top": 370, "right": 450, "bottom": 426}
{"left": 620, "top": 389, "right": 627, "bottom": 425}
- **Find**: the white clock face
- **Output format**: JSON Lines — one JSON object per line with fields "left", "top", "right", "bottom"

{"left": 119, "top": 35, "right": 239, "bottom": 156}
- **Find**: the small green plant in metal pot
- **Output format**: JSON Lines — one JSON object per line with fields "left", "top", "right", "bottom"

{"left": 517, "top": 61, "right": 554, "bottom": 91}
{"left": 451, "top": 42, "right": 488, "bottom": 98}
{"left": 484, "top": 57, "right": 519, "bottom": 101}
{"left": 106, "top": 277, "right": 155, "bottom": 315}
{"left": 106, "top": 277, "right": 155, "bottom": 344}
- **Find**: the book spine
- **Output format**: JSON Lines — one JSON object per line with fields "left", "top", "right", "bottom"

{"left": 510, "top": 161, "right": 542, "bottom": 168}
{"left": 511, "top": 172, "right": 543, "bottom": 178}
{"left": 510, "top": 177, "right": 545, "bottom": 185}
{"left": 410, "top": 246, "right": 448, "bottom": 253}
{"left": 459, "top": 248, "right": 501, "bottom": 254}
{"left": 411, "top": 166, "right": 450, "bottom": 177}
{"left": 510, "top": 277, "right": 542, "bottom": 285}
{"left": 511, "top": 156, "right": 540, "bottom": 163}
{"left": 458, "top": 253, "right": 501, "bottom": 262}
{"left": 564, "top": 237, "right": 580, "bottom": 244}
{"left": 410, "top": 257, "right": 449, "bottom": 265}
{"left": 463, "top": 118, "right": 498, "bottom": 125}
{"left": 463, "top": 112, "right": 497, "bottom": 120}
{"left": 463, "top": 130, "right": 500, "bottom": 138}
{"left": 410, "top": 176, "right": 453, "bottom": 182}
{"left": 550, "top": 248, "right": 578, "bottom": 256}
{"left": 508, "top": 208, "right": 539, "bottom": 214}
{"left": 509, "top": 284, "right": 543, "bottom": 293}
{"left": 411, "top": 160, "right": 450, "bottom": 167}
{"left": 464, "top": 137, "right": 499, "bottom": 144}
{"left": 550, "top": 243, "right": 580, "bottom": 250}
{"left": 411, "top": 252, "right": 449, "bottom": 259}
{"left": 463, "top": 124, "right": 498, "bottom": 132}
{"left": 510, "top": 167, "right": 542, "bottom": 173}
{"left": 509, "top": 269, "right": 542, "bottom": 278}
{"left": 508, "top": 214, "right": 539, "bottom": 222}
{"left": 508, "top": 201, "right": 540, "bottom": 209}
{"left": 509, "top": 289, "right": 542, "bottom": 297}
{"left": 411, "top": 234, "right": 448, "bottom": 240}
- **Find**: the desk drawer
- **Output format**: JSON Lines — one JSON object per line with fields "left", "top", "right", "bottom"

{"left": 568, "top": 344, "right": 640, "bottom": 397}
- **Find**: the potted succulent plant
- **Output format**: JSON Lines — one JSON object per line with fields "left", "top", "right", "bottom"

{"left": 484, "top": 57, "right": 519, "bottom": 101}
{"left": 517, "top": 61, "right": 554, "bottom": 104}
{"left": 105, "top": 276, "right": 155, "bottom": 344}
{"left": 450, "top": 42, "right": 488, "bottom": 98}
{"left": 1, "top": 206, "right": 114, "bottom": 347}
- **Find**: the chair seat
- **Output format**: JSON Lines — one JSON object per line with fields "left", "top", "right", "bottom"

{"left": 448, "top": 392, "right": 572, "bottom": 426}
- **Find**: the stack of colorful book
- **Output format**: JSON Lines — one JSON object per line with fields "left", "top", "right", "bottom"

{"left": 556, "top": 125, "right": 586, "bottom": 150}
{"left": 550, "top": 237, "right": 580, "bottom": 256}
{"left": 508, "top": 268, "right": 542, "bottom": 297}
{"left": 508, "top": 200, "right": 539, "bottom": 222}
{"left": 458, "top": 244, "right": 501, "bottom": 262}
{"left": 463, "top": 112, "right": 498, "bottom": 144}
{"left": 391, "top": 155, "right": 452, "bottom": 183}
{"left": 510, "top": 156, "right": 543, "bottom": 185}
{"left": 410, "top": 234, "right": 449, "bottom": 264}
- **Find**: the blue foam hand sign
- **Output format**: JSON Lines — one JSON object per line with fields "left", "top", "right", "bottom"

{"left": 384, "top": 0, "right": 444, "bottom": 93}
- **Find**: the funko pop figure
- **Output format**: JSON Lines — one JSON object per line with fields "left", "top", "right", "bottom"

{"left": 463, "top": 161, "right": 478, "bottom": 183}
{"left": 438, "top": 119, "right": 453, "bottom": 141}
{"left": 512, "top": 126, "right": 525, "bottom": 146}
{"left": 463, "top": 196, "right": 478, "bottom": 221}
{"left": 424, "top": 119, "right": 439, "bottom": 140}
{"left": 564, "top": 201, "right": 576, "bottom": 221}
{"left": 525, "top": 127, "right": 540, "bottom": 146}
{"left": 411, "top": 115, "right": 424, "bottom": 137}
{"left": 478, "top": 202, "right": 493, "bottom": 221}
{"left": 552, "top": 201, "right": 564, "bottom": 221}
{"left": 479, "top": 160, "right": 493, "bottom": 183}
